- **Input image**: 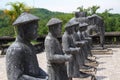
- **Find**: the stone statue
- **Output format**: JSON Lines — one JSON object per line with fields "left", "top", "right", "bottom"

{"left": 6, "top": 12, "right": 48, "bottom": 80}
{"left": 72, "top": 12, "right": 93, "bottom": 57}
{"left": 78, "top": 23, "right": 95, "bottom": 58}
{"left": 80, "top": 23, "right": 93, "bottom": 49}
{"left": 70, "top": 20, "right": 94, "bottom": 69}
{"left": 62, "top": 21, "right": 92, "bottom": 79}
{"left": 44, "top": 18, "right": 72, "bottom": 80}
{"left": 87, "top": 14, "right": 105, "bottom": 49}
{"left": 86, "top": 16, "right": 98, "bottom": 36}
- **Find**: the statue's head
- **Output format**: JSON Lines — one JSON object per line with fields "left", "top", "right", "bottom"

{"left": 69, "top": 20, "right": 79, "bottom": 33}
{"left": 75, "top": 12, "right": 87, "bottom": 18}
{"left": 75, "top": 12, "right": 80, "bottom": 18}
{"left": 74, "top": 24, "right": 79, "bottom": 32}
{"left": 65, "top": 21, "right": 76, "bottom": 34}
{"left": 47, "top": 18, "right": 62, "bottom": 37}
{"left": 79, "top": 12, "right": 87, "bottom": 17}
{"left": 79, "top": 23, "right": 88, "bottom": 31}
{"left": 13, "top": 12, "right": 39, "bottom": 41}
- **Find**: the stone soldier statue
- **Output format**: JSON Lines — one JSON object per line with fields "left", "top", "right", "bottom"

{"left": 71, "top": 12, "right": 93, "bottom": 49}
{"left": 62, "top": 21, "right": 92, "bottom": 80}
{"left": 87, "top": 14, "right": 105, "bottom": 49}
{"left": 44, "top": 18, "right": 72, "bottom": 80}
{"left": 78, "top": 23, "right": 96, "bottom": 60}
{"left": 70, "top": 20, "right": 94, "bottom": 70}
{"left": 94, "top": 14, "right": 105, "bottom": 49}
{"left": 6, "top": 12, "right": 48, "bottom": 80}
{"left": 87, "top": 15, "right": 98, "bottom": 36}
{"left": 80, "top": 23, "right": 93, "bottom": 49}
{"left": 79, "top": 23, "right": 99, "bottom": 67}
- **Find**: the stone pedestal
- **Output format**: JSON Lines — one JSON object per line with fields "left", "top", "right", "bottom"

{"left": 73, "top": 76, "right": 95, "bottom": 80}
{"left": 91, "top": 49, "right": 113, "bottom": 55}
{"left": 80, "top": 68, "right": 96, "bottom": 75}
{"left": 0, "top": 50, "right": 1, "bottom": 55}
{"left": 85, "top": 61, "right": 99, "bottom": 68}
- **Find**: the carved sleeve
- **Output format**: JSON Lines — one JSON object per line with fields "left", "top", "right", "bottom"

{"left": 62, "top": 35, "right": 80, "bottom": 55}
{"left": 45, "top": 39, "right": 70, "bottom": 63}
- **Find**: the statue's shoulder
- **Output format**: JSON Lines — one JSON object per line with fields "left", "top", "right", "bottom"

{"left": 45, "top": 35, "right": 55, "bottom": 43}
{"left": 6, "top": 41, "right": 25, "bottom": 55}
{"left": 45, "top": 35, "right": 56, "bottom": 42}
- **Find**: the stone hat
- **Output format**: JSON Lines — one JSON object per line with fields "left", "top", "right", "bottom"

{"left": 79, "top": 23, "right": 88, "bottom": 28}
{"left": 65, "top": 22, "right": 72, "bottom": 29}
{"left": 46, "top": 18, "right": 62, "bottom": 26}
{"left": 71, "top": 20, "right": 79, "bottom": 27}
{"left": 13, "top": 12, "right": 39, "bottom": 26}
{"left": 87, "top": 14, "right": 100, "bottom": 19}
{"left": 65, "top": 20, "right": 79, "bottom": 29}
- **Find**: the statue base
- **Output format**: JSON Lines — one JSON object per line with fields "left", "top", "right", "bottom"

{"left": 80, "top": 68, "right": 96, "bottom": 75}
{"left": 73, "top": 76, "right": 96, "bottom": 80}
{"left": 0, "top": 50, "right": 1, "bottom": 55}
{"left": 91, "top": 49, "right": 113, "bottom": 55}
{"left": 85, "top": 61, "right": 99, "bottom": 68}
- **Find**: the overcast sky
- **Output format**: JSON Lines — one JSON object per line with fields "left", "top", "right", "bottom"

{"left": 0, "top": 0, "right": 120, "bottom": 13}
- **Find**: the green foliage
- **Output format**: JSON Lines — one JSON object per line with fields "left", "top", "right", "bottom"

{"left": 0, "top": 25, "right": 14, "bottom": 36}
{"left": 30, "top": 8, "right": 73, "bottom": 35}
{"left": 0, "top": 6, "right": 120, "bottom": 37}
{"left": 99, "top": 8, "right": 120, "bottom": 32}
{"left": 77, "top": 5, "right": 100, "bottom": 15}
{"left": 89, "top": 5, "right": 100, "bottom": 15}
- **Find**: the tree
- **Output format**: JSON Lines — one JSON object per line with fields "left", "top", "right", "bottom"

{"left": 4, "top": 2, "right": 30, "bottom": 35}
{"left": 4, "top": 2, "right": 30, "bottom": 23}
{"left": 101, "top": 8, "right": 113, "bottom": 32}
{"left": 77, "top": 6, "right": 90, "bottom": 15}
{"left": 89, "top": 5, "right": 100, "bottom": 15}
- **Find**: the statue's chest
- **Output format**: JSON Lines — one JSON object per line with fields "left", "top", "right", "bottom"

{"left": 23, "top": 45, "right": 39, "bottom": 74}
{"left": 54, "top": 39, "right": 63, "bottom": 55}
{"left": 68, "top": 35, "right": 75, "bottom": 47}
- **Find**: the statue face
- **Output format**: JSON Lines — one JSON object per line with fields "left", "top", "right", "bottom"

{"left": 66, "top": 27, "right": 73, "bottom": 34}
{"left": 50, "top": 23, "right": 62, "bottom": 37}
{"left": 55, "top": 23, "right": 62, "bottom": 37}
{"left": 24, "top": 21, "right": 38, "bottom": 40}
{"left": 74, "top": 25, "right": 79, "bottom": 32}
{"left": 79, "top": 26, "right": 87, "bottom": 32}
{"left": 81, "top": 26, "right": 87, "bottom": 31}
{"left": 89, "top": 18, "right": 95, "bottom": 25}
{"left": 75, "top": 12, "right": 80, "bottom": 18}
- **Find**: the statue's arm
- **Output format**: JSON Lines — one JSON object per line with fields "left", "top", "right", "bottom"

{"left": 62, "top": 35, "right": 80, "bottom": 54}
{"left": 46, "top": 41, "right": 72, "bottom": 63}
{"left": 48, "top": 53, "right": 72, "bottom": 63}
{"left": 74, "top": 41, "right": 85, "bottom": 47}
{"left": 7, "top": 48, "right": 47, "bottom": 80}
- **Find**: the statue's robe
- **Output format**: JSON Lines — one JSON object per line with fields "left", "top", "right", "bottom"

{"left": 45, "top": 34, "right": 69, "bottom": 80}
{"left": 6, "top": 37, "right": 47, "bottom": 80}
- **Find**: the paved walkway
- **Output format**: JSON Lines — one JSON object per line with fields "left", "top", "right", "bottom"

{"left": 96, "top": 48, "right": 120, "bottom": 80}
{"left": 0, "top": 48, "right": 120, "bottom": 80}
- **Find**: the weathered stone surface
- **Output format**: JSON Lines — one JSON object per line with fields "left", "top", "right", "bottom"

{"left": 13, "top": 12, "right": 39, "bottom": 26}
{"left": 80, "top": 68, "right": 96, "bottom": 75}
{"left": 46, "top": 18, "right": 62, "bottom": 26}
{"left": 45, "top": 18, "right": 71, "bottom": 80}
{"left": 6, "top": 12, "right": 48, "bottom": 80}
